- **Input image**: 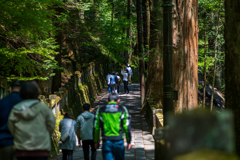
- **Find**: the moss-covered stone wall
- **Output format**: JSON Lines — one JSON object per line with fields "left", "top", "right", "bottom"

{"left": 50, "top": 66, "right": 107, "bottom": 158}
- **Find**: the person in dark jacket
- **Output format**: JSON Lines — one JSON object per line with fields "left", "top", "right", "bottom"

{"left": 0, "top": 80, "right": 22, "bottom": 160}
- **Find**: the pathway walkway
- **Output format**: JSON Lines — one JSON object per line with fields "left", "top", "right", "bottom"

{"left": 55, "top": 83, "right": 154, "bottom": 160}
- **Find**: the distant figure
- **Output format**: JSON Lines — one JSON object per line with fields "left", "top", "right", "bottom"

{"left": 110, "top": 72, "right": 118, "bottom": 94}
{"left": 106, "top": 71, "right": 112, "bottom": 93}
{"left": 94, "top": 93, "right": 132, "bottom": 160}
{"left": 121, "top": 69, "right": 129, "bottom": 94}
{"left": 59, "top": 113, "right": 76, "bottom": 160}
{"left": 0, "top": 80, "right": 22, "bottom": 160}
{"left": 116, "top": 72, "right": 121, "bottom": 93}
{"left": 76, "top": 104, "right": 96, "bottom": 160}
{"left": 8, "top": 81, "right": 55, "bottom": 160}
{"left": 125, "top": 64, "right": 133, "bottom": 84}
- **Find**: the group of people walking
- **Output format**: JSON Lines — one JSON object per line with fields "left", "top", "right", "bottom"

{"left": 0, "top": 79, "right": 132, "bottom": 160}
{"left": 106, "top": 64, "right": 133, "bottom": 94}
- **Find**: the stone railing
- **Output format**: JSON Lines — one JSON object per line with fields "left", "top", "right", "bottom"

{"left": 141, "top": 95, "right": 164, "bottom": 160}
{"left": 145, "top": 98, "right": 236, "bottom": 160}
{"left": 39, "top": 62, "right": 106, "bottom": 115}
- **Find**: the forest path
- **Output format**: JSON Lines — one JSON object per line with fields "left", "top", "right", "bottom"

{"left": 55, "top": 83, "right": 154, "bottom": 160}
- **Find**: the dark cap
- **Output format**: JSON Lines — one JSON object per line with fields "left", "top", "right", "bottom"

{"left": 83, "top": 103, "right": 91, "bottom": 110}
{"left": 11, "top": 80, "right": 21, "bottom": 88}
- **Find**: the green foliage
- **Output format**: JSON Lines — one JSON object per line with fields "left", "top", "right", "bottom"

{"left": 0, "top": 0, "right": 63, "bottom": 80}
{"left": 198, "top": 0, "right": 225, "bottom": 90}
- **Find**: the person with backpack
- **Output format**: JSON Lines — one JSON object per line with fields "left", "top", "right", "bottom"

{"left": 106, "top": 71, "right": 112, "bottom": 93}
{"left": 110, "top": 72, "right": 118, "bottom": 94}
{"left": 115, "top": 72, "right": 121, "bottom": 93}
{"left": 94, "top": 93, "right": 132, "bottom": 160}
{"left": 8, "top": 81, "right": 55, "bottom": 160}
{"left": 0, "top": 80, "right": 22, "bottom": 160}
{"left": 125, "top": 64, "right": 133, "bottom": 84}
{"left": 121, "top": 69, "right": 129, "bottom": 94}
{"left": 76, "top": 104, "right": 96, "bottom": 160}
{"left": 59, "top": 113, "right": 76, "bottom": 160}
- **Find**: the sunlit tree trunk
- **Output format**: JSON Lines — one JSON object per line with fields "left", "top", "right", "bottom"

{"left": 172, "top": 0, "right": 198, "bottom": 112}
{"left": 225, "top": 0, "right": 240, "bottom": 155}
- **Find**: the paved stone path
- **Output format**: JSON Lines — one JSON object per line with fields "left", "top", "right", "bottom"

{"left": 55, "top": 83, "right": 154, "bottom": 160}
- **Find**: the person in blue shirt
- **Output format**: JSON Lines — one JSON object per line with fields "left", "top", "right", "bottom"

{"left": 106, "top": 72, "right": 112, "bottom": 93}
{"left": 110, "top": 72, "right": 118, "bottom": 94}
{"left": 0, "top": 80, "right": 22, "bottom": 160}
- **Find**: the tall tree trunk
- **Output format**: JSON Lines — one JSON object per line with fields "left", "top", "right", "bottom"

{"left": 203, "top": 10, "right": 207, "bottom": 108}
{"left": 51, "top": 6, "right": 64, "bottom": 93}
{"left": 146, "top": 0, "right": 164, "bottom": 108}
{"left": 210, "top": 9, "right": 220, "bottom": 111}
{"left": 142, "top": 0, "right": 150, "bottom": 72}
{"left": 137, "top": 0, "right": 145, "bottom": 106}
{"left": 127, "top": 0, "right": 133, "bottom": 63}
{"left": 142, "top": 0, "right": 150, "bottom": 53}
{"left": 172, "top": 0, "right": 198, "bottom": 112}
{"left": 225, "top": 0, "right": 240, "bottom": 155}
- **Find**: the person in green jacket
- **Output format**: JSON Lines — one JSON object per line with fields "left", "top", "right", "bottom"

{"left": 94, "top": 93, "right": 131, "bottom": 160}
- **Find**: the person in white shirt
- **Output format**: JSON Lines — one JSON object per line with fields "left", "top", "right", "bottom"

{"left": 125, "top": 64, "right": 133, "bottom": 84}
{"left": 121, "top": 69, "right": 129, "bottom": 94}
{"left": 116, "top": 72, "right": 121, "bottom": 93}
{"left": 106, "top": 71, "right": 112, "bottom": 93}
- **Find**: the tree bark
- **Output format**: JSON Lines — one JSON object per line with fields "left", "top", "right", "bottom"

{"left": 127, "top": 0, "right": 133, "bottom": 63}
{"left": 137, "top": 0, "right": 145, "bottom": 106}
{"left": 146, "top": 0, "right": 164, "bottom": 108}
{"left": 142, "top": 0, "right": 150, "bottom": 53}
{"left": 172, "top": 0, "right": 198, "bottom": 112}
{"left": 142, "top": 0, "right": 150, "bottom": 72}
{"left": 225, "top": 0, "right": 240, "bottom": 155}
